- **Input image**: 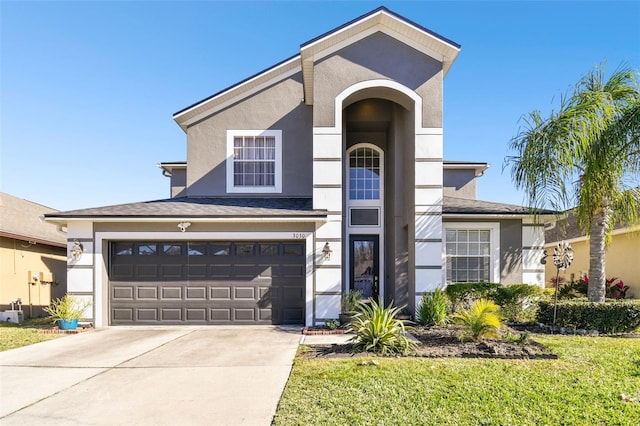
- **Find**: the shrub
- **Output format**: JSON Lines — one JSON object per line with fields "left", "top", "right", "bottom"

{"left": 537, "top": 299, "right": 640, "bottom": 333}
{"left": 556, "top": 275, "right": 628, "bottom": 300}
{"left": 341, "top": 290, "right": 363, "bottom": 313}
{"left": 493, "top": 284, "right": 543, "bottom": 322}
{"left": 416, "top": 289, "right": 449, "bottom": 326}
{"left": 445, "top": 282, "right": 501, "bottom": 312}
{"left": 351, "top": 299, "right": 417, "bottom": 354}
{"left": 43, "top": 295, "right": 91, "bottom": 322}
{"left": 324, "top": 319, "right": 339, "bottom": 330}
{"left": 605, "top": 277, "right": 629, "bottom": 299}
{"left": 452, "top": 299, "right": 504, "bottom": 341}
{"left": 557, "top": 276, "right": 588, "bottom": 299}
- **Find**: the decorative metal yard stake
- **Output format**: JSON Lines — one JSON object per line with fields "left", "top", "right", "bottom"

{"left": 552, "top": 241, "right": 573, "bottom": 332}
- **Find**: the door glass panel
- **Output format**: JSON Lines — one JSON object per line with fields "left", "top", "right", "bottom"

{"left": 259, "top": 243, "right": 278, "bottom": 256}
{"left": 163, "top": 244, "right": 182, "bottom": 255}
{"left": 114, "top": 242, "right": 133, "bottom": 256}
{"left": 353, "top": 240, "right": 375, "bottom": 298}
{"left": 235, "top": 243, "right": 254, "bottom": 256}
{"left": 137, "top": 243, "right": 157, "bottom": 256}
{"left": 188, "top": 242, "right": 207, "bottom": 256}
{"left": 210, "top": 243, "right": 230, "bottom": 256}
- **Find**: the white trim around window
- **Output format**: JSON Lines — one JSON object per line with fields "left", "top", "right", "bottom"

{"left": 443, "top": 222, "right": 500, "bottom": 283}
{"left": 226, "top": 130, "right": 282, "bottom": 193}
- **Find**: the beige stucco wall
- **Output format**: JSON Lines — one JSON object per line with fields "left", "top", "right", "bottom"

{"left": 185, "top": 72, "right": 313, "bottom": 197}
{"left": 0, "top": 236, "right": 67, "bottom": 318}
{"left": 545, "top": 230, "right": 640, "bottom": 298}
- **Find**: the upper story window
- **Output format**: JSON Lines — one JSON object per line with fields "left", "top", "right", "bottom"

{"left": 226, "top": 130, "right": 282, "bottom": 193}
{"left": 349, "top": 147, "right": 380, "bottom": 200}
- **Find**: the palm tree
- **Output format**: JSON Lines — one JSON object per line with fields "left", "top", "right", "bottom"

{"left": 506, "top": 63, "right": 640, "bottom": 302}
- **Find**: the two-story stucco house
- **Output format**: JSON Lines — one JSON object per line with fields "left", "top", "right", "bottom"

{"left": 45, "top": 7, "right": 546, "bottom": 327}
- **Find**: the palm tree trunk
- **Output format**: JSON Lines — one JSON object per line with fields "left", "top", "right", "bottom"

{"left": 588, "top": 210, "right": 609, "bottom": 302}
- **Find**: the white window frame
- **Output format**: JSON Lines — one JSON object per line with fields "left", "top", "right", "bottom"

{"left": 443, "top": 222, "right": 500, "bottom": 283}
{"left": 226, "top": 130, "right": 282, "bottom": 193}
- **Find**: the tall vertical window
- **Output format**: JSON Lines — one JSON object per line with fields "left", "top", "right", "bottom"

{"left": 445, "top": 224, "right": 499, "bottom": 283}
{"left": 226, "top": 130, "right": 282, "bottom": 193}
{"left": 349, "top": 147, "right": 380, "bottom": 200}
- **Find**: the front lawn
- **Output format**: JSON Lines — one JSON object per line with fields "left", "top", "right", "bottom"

{"left": 274, "top": 335, "right": 640, "bottom": 425}
{"left": 0, "top": 318, "right": 64, "bottom": 351}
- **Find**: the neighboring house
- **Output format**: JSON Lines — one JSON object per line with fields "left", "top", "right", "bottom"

{"left": 545, "top": 211, "right": 639, "bottom": 298}
{"left": 45, "top": 7, "right": 548, "bottom": 327}
{"left": 0, "top": 193, "right": 67, "bottom": 318}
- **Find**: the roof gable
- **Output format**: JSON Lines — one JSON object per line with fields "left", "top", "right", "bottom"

{"left": 300, "top": 6, "right": 460, "bottom": 105}
{"left": 173, "top": 6, "right": 459, "bottom": 130}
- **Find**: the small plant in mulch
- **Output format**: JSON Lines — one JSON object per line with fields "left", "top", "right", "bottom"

{"left": 325, "top": 319, "right": 340, "bottom": 330}
{"left": 349, "top": 298, "right": 416, "bottom": 355}
{"left": 451, "top": 299, "right": 503, "bottom": 342}
{"left": 416, "top": 288, "right": 449, "bottom": 326}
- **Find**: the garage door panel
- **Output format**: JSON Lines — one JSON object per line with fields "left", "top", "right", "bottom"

{"left": 186, "top": 309, "right": 207, "bottom": 321}
{"left": 187, "top": 264, "right": 207, "bottom": 278}
{"left": 210, "top": 264, "right": 232, "bottom": 278}
{"left": 137, "top": 287, "right": 158, "bottom": 300}
{"left": 161, "top": 287, "right": 182, "bottom": 300}
{"left": 111, "top": 264, "right": 134, "bottom": 280}
{"left": 210, "top": 308, "right": 231, "bottom": 321}
{"left": 136, "top": 265, "right": 158, "bottom": 279}
{"left": 234, "top": 309, "right": 255, "bottom": 321}
{"left": 113, "top": 308, "right": 134, "bottom": 321}
{"left": 259, "top": 309, "right": 273, "bottom": 321}
{"left": 112, "top": 286, "right": 134, "bottom": 300}
{"left": 283, "top": 308, "right": 304, "bottom": 323}
{"left": 234, "top": 287, "right": 255, "bottom": 299}
{"left": 161, "top": 309, "right": 182, "bottom": 321}
{"left": 259, "top": 286, "right": 279, "bottom": 299}
{"left": 160, "top": 264, "right": 183, "bottom": 278}
{"left": 233, "top": 265, "right": 257, "bottom": 278}
{"left": 138, "top": 309, "right": 158, "bottom": 321}
{"left": 109, "top": 240, "right": 305, "bottom": 325}
{"left": 210, "top": 286, "right": 231, "bottom": 300}
{"left": 186, "top": 287, "right": 207, "bottom": 299}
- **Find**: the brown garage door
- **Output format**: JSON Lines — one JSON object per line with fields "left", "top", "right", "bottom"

{"left": 108, "top": 241, "right": 305, "bottom": 325}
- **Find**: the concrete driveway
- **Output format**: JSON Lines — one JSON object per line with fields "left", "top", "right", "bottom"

{"left": 0, "top": 326, "right": 301, "bottom": 425}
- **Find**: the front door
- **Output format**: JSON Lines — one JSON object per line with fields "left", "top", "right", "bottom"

{"left": 349, "top": 235, "right": 379, "bottom": 300}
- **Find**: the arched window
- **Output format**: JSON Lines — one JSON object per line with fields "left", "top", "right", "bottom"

{"left": 348, "top": 147, "right": 380, "bottom": 200}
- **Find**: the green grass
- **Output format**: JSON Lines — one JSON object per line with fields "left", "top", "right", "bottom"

{"left": 274, "top": 335, "right": 640, "bottom": 425}
{"left": 0, "top": 318, "right": 64, "bottom": 351}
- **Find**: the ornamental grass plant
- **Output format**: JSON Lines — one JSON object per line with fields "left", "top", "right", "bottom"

{"left": 452, "top": 298, "right": 503, "bottom": 341}
{"left": 416, "top": 288, "right": 449, "bottom": 326}
{"left": 350, "top": 298, "right": 416, "bottom": 354}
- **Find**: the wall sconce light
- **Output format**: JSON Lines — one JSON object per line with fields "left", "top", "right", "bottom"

{"left": 322, "top": 242, "right": 333, "bottom": 260}
{"left": 177, "top": 222, "right": 192, "bottom": 232}
{"left": 70, "top": 239, "right": 84, "bottom": 261}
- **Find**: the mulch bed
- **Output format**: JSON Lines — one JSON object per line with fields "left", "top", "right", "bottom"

{"left": 299, "top": 326, "right": 557, "bottom": 360}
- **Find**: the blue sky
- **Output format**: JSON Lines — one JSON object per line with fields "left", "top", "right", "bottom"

{"left": 2, "top": 1, "right": 639, "bottom": 211}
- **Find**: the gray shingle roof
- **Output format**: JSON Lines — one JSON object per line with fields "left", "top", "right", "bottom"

{"left": 443, "top": 196, "right": 554, "bottom": 215}
{"left": 545, "top": 210, "right": 637, "bottom": 243}
{"left": 0, "top": 192, "right": 67, "bottom": 246}
{"left": 44, "top": 195, "right": 550, "bottom": 220}
{"left": 44, "top": 197, "right": 326, "bottom": 219}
